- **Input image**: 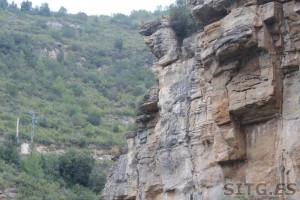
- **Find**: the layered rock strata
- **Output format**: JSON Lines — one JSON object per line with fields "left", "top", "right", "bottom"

{"left": 103, "top": 0, "right": 300, "bottom": 199}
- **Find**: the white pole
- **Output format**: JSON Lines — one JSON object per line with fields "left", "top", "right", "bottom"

{"left": 16, "top": 118, "right": 19, "bottom": 144}
{"left": 16, "top": 118, "right": 19, "bottom": 139}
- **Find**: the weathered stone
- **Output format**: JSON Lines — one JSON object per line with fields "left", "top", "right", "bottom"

{"left": 188, "top": 0, "right": 231, "bottom": 25}
{"left": 140, "top": 87, "right": 159, "bottom": 113}
{"left": 103, "top": 1, "right": 300, "bottom": 199}
{"left": 139, "top": 19, "right": 180, "bottom": 67}
{"left": 181, "top": 35, "right": 197, "bottom": 60}
{"left": 135, "top": 114, "right": 155, "bottom": 123}
{"left": 125, "top": 131, "right": 137, "bottom": 139}
{"left": 213, "top": 7, "right": 259, "bottom": 63}
{"left": 261, "top": 2, "right": 283, "bottom": 24}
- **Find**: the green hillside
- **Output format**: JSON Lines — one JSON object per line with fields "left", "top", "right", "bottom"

{"left": 0, "top": 6, "right": 162, "bottom": 150}
{"left": 0, "top": 0, "right": 170, "bottom": 198}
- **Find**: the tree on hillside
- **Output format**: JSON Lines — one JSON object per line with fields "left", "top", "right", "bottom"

{"left": 87, "top": 111, "right": 102, "bottom": 126}
{"left": 20, "top": 150, "right": 44, "bottom": 178}
{"left": 31, "top": 5, "right": 39, "bottom": 14}
{"left": 62, "top": 25, "right": 76, "bottom": 38}
{"left": 39, "top": 3, "right": 51, "bottom": 16}
{"left": 111, "top": 13, "right": 131, "bottom": 26}
{"left": 52, "top": 76, "right": 66, "bottom": 96}
{"left": 0, "top": 0, "right": 8, "bottom": 9}
{"left": 59, "top": 149, "right": 95, "bottom": 186}
{"left": 0, "top": 134, "right": 20, "bottom": 166}
{"left": 114, "top": 38, "right": 123, "bottom": 52}
{"left": 57, "top": 6, "right": 67, "bottom": 16}
{"left": 88, "top": 160, "right": 111, "bottom": 193}
{"left": 8, "top": 1, "right": 18, "bottom": 11}
{"left": 0, "top": 32, "right": 15, "bottom": 54}
{"left": 130, "top": 10, "right": 152, "bottom": 20}
{"left": 21, "top": 0, "right": 32, "bottom": 12}
{"left": 41, "top": 153, "right": 60, "bottom": 182}
{"left": 76, "top": 12, "right": 88, "bottom": 21}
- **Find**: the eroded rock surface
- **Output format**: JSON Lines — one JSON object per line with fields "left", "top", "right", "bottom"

{"left": 139, "top": 19, "right": 180, "bottom": 67}
{"left": 103, "top": 0, "right": 300, "bottom": 199}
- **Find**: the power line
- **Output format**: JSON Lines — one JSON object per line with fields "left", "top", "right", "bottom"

{"left": 29, "top": 111, "right": 38, "bottom": 144}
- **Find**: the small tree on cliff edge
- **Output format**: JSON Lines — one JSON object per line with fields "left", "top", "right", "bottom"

{"left": 169, "top": 0, "right": 202, "bottom": 42}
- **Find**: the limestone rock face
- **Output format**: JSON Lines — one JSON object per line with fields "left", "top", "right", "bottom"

{"left": 139, "top": 19, "right": 180, "bottom": 67}
{"left": 103, "top": 1, "right": 300, "bottom": 199}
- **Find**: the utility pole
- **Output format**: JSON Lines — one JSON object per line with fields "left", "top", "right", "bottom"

{"left": 29, "top": 111, "right": 38, "bottom": 145}
{"left": 16, "top": 118, "right": 19, "bottom": 144}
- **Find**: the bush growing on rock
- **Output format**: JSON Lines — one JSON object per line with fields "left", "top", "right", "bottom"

{"left": 169, "top": 0, "right": 202, "bottom": 42}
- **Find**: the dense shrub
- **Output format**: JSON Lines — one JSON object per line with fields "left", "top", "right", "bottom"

{"left": 62, "top": 25, "right": 77, "bottom": 38}
{"left": 20, "top": 150, "right": 44, "bottom": 178}
{"left": 41, "top": 153, "right": 60, "bottom": 182}
{"left": 71, "top": 84, "right": 84, "bottom": 96}
{"left": 88, "top": 160, "right": 111, "bottom": 193}
{"left": 111, "top": 13, "right": 131, "bottom": 26}
{"left": 0, "top": 134, "right": 20, "bottom": 165}
{"left": 52, "top": 76, "right": 66, "bottom": 96}
{"left": 87, "top": 111, "right": 102, "bottom": 126}
{"left": 5, "top": 83, "right": 18, "bottom": 96}
{"left": 59, "top": 149, "right": 95, "bottom": 186}
{"left": 132, "top": 85, "right": 145, "bottom": 96}
{"left": 76, "top": 12, "right": 88, "bottom": 21}
{"left": 114, "top": 38, "right": 124, "bottom": 51}
{"left": 66, "top": 184, "right": 98, "bottom": 200}
{"left": 169, "top": 0, "right": 202, "bottom": 42}
{"left": 0, "top": 33, "right": 15, "bottom": 53}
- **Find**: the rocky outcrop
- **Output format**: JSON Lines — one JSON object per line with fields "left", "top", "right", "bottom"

{"left": 139, "top": 19, "right": 180, "bottom": 67}
{"left": 0, "top": 188, "right": 17, "bottom": 199}
{"left": 103, "top": 0, "right": 300, "bottom": 199}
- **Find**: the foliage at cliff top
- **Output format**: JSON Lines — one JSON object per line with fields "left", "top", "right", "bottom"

{"left": 169, "top": 0, "right": 203, "bottom": 42}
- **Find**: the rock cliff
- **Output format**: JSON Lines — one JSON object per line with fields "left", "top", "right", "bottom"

{"left": 103, "top": 0, "right": 300, "bottom": 199}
